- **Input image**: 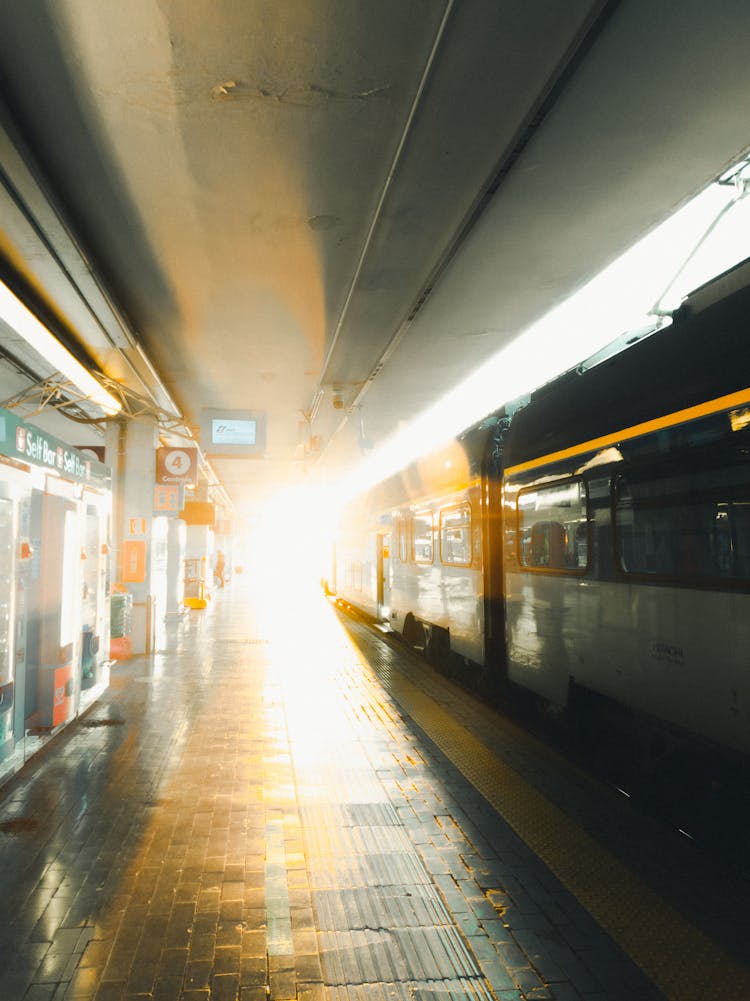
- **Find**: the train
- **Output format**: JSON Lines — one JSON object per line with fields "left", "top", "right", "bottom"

{"left": 331, "top": 256, "right": 750, "bottom": 793}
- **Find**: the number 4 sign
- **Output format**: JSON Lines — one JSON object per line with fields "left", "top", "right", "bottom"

{"left": 156, "top": 447, "right": 197, "bottom": 486}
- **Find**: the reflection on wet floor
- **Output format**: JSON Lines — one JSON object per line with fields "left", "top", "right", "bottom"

{"left": 0, "top": 573, "right": 704, "bottom": 1000}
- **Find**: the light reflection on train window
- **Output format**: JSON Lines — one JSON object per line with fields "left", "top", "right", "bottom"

{"left": 412, "top": 511, "right": 434, "bottom": 564}
{"left": 397, "top": 516, "right": 407, "bottom": 562}
{"left": 615, "top": 462, "right": 750, "bottom": 579}
{"left": 440, "top": 504, "right": 471, "bottom": 566}
{"left": 343, "top": 559, "right": 365, "bottom": 590}
{"left": 517, "top": 480, "right": 588, "bottom": 572}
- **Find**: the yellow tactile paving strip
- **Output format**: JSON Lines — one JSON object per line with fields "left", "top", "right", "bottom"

{"left": 377, "top": 669, "right": 750, "bottom": 1001}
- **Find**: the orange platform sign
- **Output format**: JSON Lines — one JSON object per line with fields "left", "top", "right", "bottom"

{"left": 122, "top": 539, "right": 147, "bottom": 583}
{"left": 154, "top": 484, "right": 180, "bottom": 512}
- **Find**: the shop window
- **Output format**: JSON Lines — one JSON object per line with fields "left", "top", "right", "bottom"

{"left": 0, "top": 499, "right": 12, "bottom": 681}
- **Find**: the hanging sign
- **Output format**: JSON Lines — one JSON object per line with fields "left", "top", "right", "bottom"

{"left": 156, "top": 447, "right": 197, "bottom": 486}
{"left": 0, "top": 406, "right": 109, "bottom": 486}
{"left": 154, "top": 484, "right": 180, "bottom": 513}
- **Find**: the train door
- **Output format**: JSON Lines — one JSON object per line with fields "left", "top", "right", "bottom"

{"left": 377, "top": 531, "right": 391, "bottom": 622}
{"left": 482, "top": 437, "right": 509, "bottom": 683}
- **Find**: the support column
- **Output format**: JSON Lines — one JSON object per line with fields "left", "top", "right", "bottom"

{"left": 165, "top": 516, "right": 186, "bottom": 616}
{"left": 104, "top": 416, "right": 159, "bottom": 656}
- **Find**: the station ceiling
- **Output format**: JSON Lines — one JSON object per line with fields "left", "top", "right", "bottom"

{"left": 0, "top": 1, "right": 748, "bottom": 509}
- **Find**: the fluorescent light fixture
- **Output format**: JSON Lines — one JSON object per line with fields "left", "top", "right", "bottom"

{"left": 0, "top": 279, "right": 121, "bottom": 415}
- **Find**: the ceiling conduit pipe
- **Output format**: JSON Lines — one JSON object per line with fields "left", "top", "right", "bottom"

{"left": 316, "top": 0, "right": 455, "bottom": 391}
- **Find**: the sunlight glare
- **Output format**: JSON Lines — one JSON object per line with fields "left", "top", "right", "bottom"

{"left": 340, "top": 166, "right": 749, "bottom": 499}
{"left": 246, "top": 482, "right": 342, "bottom": 597}
{"left": 239, "top": 536, "right": 368, "bottom": 783}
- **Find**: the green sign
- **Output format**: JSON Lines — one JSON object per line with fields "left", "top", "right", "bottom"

{"left": 0, "top": 406, "right": 110, "bottom": 486}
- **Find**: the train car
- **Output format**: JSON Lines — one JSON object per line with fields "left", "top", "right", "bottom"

{"left": 333, "top": 257, "right": 750, "bottom": 779}
{"left": 333, "top": 419, "right": 504, "bottom": 669}
{"left": 503, "top": 257, "right": 750, "bottom": 772}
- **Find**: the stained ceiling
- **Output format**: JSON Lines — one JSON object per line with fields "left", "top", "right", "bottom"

{"left": 0, "top": 1, "right": 748, "bottom": 510}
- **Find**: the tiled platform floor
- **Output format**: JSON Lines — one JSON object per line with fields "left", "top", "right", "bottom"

{"left": 0, "top": 575, "right": 743, "bottom": 1000}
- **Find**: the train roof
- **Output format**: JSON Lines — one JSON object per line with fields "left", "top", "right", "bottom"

{"left": 503, "top": 256, "right": 750, "bottom": 469}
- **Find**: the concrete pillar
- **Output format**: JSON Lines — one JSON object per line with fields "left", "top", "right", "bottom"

{"left": 104, "top": 416, "right": 159, "bottom": 655}
{"left": 165, "top": 517, "right": 186, "bottom": 616}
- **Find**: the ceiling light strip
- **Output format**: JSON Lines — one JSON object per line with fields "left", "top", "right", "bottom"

{"left": 0, "top": 280, "right": 121, "bottom": 416}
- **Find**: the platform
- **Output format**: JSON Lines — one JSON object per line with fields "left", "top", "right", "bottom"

{"left": 0, "top": 574, "right": 747, "bottom": 1001}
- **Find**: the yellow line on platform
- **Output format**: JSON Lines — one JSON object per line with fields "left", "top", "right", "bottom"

{"left": 381, "top": 671, "right": 750, "bottom": 1001}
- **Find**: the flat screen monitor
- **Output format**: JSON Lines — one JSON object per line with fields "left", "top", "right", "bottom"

{"left": 211, "top": 418, "right": 256, "bottom": 446}
{"left": 201, "top": 409, "right": 265, "bottom": 457}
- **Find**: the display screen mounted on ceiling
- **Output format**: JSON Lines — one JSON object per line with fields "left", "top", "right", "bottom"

{"left": 201, "top": 409, "right": 266, "bottom": 457}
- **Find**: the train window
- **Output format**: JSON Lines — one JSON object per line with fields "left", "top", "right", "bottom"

{"left": 615, "top": 462, "right": 750, "bottom": 580}
{"left": 440, "top": 505, "right": 471, "bottom": 566}
{"left": 412, "top": 511, "right": 434, "bottom": 564}
{"left": 397, "top": 516, "right": 407, "bottom": 562}
{"left": 517, "top": 480, "right": 588, "bottom": 572}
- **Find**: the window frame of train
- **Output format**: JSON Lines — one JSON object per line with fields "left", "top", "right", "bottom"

{"left": 613, "top": 453, "right": 750, "bottom": 584}
{"left": 411, "top": 510, "right": 434, "bottom": 564}
{"left": 396, "top": 514, "right": 408, "bottom": 562}
{"left": 439, "top": 503, "right": 472, "bottom": 567}
{"left": 516, "top": 477, "right": 589, "bottom": 574}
